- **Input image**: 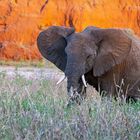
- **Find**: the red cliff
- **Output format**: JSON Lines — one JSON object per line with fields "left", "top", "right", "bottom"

{"left": 0, "top": 0, "right": 140, "bottom": 60}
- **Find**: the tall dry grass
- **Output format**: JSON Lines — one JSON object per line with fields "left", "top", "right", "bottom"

{"left": 0, "top": 72, "right": 140, "bottom": 140}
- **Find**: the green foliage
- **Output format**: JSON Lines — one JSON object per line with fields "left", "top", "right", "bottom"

{"left": 0, "top": 72, "right": 140, "bottom": 140}
{"left": 0, "top": 60, "right": 46, "bottom": 68}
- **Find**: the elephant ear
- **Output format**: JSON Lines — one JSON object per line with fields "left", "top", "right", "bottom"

{"left": 91, "top": 28, "right": 132, "bottom": 76}
{"left": 37, "top": 26, "right": 75, "bottom": 71}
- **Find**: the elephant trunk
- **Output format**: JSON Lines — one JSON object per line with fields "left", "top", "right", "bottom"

{"left": 65, "top": 61, "right": 87, "bottom": 104}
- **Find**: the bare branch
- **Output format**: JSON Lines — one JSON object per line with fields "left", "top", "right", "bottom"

{"left": 40, "top": 0, "right": 49, "bottom": 13}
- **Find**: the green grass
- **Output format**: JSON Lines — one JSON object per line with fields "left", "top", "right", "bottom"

{"left": 0, "top": 72, "right": 140, "bottom": 140}
{"left": 0, "top": 60, "right": 46, "bottom": 68}
{"left": 0, "top": 60, "right": 44, "bottom": 68}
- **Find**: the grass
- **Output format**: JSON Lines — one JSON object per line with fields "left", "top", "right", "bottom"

{"left": 0, "top": 60, "right": 45, "bottom": 68}
{"left": 0, "top": 60, "right": 56, "bottom": 68}
{"left": 0, "top": 72, "right": 140, "bottom": 140}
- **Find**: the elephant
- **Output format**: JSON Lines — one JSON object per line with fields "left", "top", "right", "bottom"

{"left": 37, "top": 26, "right": 140, "bottom": 104}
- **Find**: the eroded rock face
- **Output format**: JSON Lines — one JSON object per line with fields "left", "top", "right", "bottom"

{"left": 0, "top": 0, "right": 140, "bottom": 60}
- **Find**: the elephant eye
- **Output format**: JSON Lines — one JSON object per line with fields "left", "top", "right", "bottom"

{"left": 87, "top": 55, "right": 91, "bottom": 60}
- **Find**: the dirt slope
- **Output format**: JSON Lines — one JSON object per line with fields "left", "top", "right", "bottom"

{"left": 0, "top": 0, "right": 140, "bottom": 60}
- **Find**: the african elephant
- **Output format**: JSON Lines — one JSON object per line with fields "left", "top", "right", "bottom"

{"left": 37, "top": 26, "right": 140, "bottom": 104}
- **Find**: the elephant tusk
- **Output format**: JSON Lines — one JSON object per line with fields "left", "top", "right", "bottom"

{"left": 56, "top": 75, "right": 66, "bottom": 85}
{"left": 82, "top": 75, "right": 87, "bottom": 87}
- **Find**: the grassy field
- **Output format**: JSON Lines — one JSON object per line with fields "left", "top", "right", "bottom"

{"left": 0, "top": 72, "right": 140, "bottom": 140}
{"left": 0, "top": 60, "right": 56, "bottom": 69}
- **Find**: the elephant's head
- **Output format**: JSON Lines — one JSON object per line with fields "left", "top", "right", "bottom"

{"left": 37, "top": 26, "right": 131, "bottom": 104}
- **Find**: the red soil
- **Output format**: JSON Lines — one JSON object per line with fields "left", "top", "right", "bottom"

{"left": 0, "top": 0, "right": 140, "bottom": 60}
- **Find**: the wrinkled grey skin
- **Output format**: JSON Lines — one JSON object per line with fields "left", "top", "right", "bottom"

{"left": 37, "top": 26, "right": 140, "bottom": 104}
